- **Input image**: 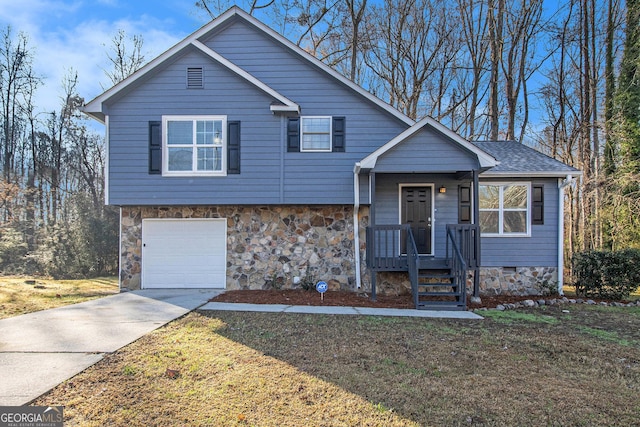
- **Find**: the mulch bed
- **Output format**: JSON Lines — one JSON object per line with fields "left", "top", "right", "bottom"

{"left": 209, "top": 289, "right": 549, "bottom": 310}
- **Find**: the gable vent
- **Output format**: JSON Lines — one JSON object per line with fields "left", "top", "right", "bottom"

{"left": 187, "top": 67, "right": 203, "bottom": 88}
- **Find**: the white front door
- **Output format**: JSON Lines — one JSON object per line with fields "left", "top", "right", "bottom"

{"left": 141, "top": 218, "right": 227, "bottom": 289}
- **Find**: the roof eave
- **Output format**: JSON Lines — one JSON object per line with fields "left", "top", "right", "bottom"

{"left": 82, "top": 6, "right": 411, "bottom": 126}
{"left": 359, "top": 116, "right": 499, "bottom": 170}
{"left": 480, "top": 171, "right": 583, "bottom": 178}
{"left": 270, "top": 105, "right": 300, "bottom": 113}
{"left": 81, "top": 106, "right": 105, "bottom": 124}
{"left": 236, "top": 8, "right": 414, "bottom": 126}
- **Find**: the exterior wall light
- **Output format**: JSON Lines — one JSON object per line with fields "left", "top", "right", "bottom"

{"left": 439, "top": 186, "right": 446, "bottom": 194}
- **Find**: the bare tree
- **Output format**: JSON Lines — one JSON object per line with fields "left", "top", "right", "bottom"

{"left": 345, "top": 0, "right": 367, "bottom": 81}
{"left": 501, "top": 0, "right": 544, "bottom": 142}
{"left": 103, "top": 29, "right": 145, "bottom": 87}
{"left": 363, "top": 0, "right": 449, "bottom": 119}
{"left": 487, "top": 0, "right": 505, "bottom": 140}
{"left": 0, "top": 26, "right": 38, "bottom": 182}
{"left": 455, "top": 0, "right": 491, "bottom": 140}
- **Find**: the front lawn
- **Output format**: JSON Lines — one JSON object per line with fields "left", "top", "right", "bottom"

{"left": 34, "top": 304, "right": 640, "bottom": 426}
{"left": 0, "top": 276, "right": 119, "bottom": 319}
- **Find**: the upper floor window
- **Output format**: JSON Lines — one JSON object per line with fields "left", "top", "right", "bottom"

{"left": 287, "top": 116, "right": 345, "bottom": 153}
{"left": 163, "top": 115, "right": 226, "bottom": 176}
{"left": 479, "top": 183, "right": 530, "bottom": 236}
{"left": 301, "top": 116, "right": 332, "bottom": 152}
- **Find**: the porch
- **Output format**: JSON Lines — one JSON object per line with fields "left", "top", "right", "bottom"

{"left": 365, "top": 224, "right": 480, "bottom": 310}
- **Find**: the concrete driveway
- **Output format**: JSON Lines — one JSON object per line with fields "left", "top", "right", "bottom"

{"left": 0, "top": 289, "right": 222, "bottom": 405}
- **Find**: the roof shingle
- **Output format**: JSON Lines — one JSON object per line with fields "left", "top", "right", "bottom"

{"left": 473, "top": 141, "right": 580, "bottom": 176}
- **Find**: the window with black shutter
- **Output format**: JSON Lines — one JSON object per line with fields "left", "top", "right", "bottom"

{"left": 287, "top": 116, "right": 346, "bottom": 152}
{"left": 227, "top": 121, "right": 241, "bottom": 174}
{"left": 458, "top": 184, "right": 472, "bottom": 224}
{"left": 287, "top": 117, "right": 300, "bottom": 152}
{"left": 532, "top": 185, "right": 544, "bottom": 225}
{"left": 149, "top": 121, "right": 161, "bottom": 174}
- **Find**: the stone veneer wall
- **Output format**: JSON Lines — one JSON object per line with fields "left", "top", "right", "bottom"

{"left": 478, "top": 267, "right": 558, "bottom": 295}
{"left": 120, "top": 205, "right": 369, "bottom": 291}
{"left": 375, "top": 267, "right": 558, "bottom": 296}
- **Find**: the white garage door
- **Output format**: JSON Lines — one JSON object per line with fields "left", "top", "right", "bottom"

{"left": 142, "top": 219, "right": 227, "bottom": 289}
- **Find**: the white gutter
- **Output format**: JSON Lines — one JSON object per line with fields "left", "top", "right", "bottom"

{"left": 557, "top": 175, "right": 575, "bottom": 295}
{"left": 104, "top": 115, "right": 110, "bottom": 205}
{"left": 353, "top": 162, "right": 362, "bottom": 288}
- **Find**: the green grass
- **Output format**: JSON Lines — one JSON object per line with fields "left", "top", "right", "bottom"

{"left": 481, "top": 309, "right": 561, "bottom": 324}
{"left": 579, "top": 326, "right": 636, "bottom": 347}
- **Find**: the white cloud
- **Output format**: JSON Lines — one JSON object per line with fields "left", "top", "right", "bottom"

{"left": 0, "top": 0, "right": 186, "bottom": 126}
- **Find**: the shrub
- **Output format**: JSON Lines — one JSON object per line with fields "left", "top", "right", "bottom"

{"left": 572, "top": 249, "right": 640, "bottom": 300}
{"left": 298, "top": 269, "right": 316, "bottom": 291}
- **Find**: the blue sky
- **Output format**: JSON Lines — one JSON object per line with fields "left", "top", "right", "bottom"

{"left": 0, "top": 0, "right": 213, "bottom": 118}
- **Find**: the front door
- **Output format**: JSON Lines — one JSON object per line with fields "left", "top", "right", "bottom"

{"left": 401, "top": 186, "right": 433, "bottom": 254}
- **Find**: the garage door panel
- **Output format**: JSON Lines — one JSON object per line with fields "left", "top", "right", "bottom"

{"left": 142, "top": 219, "right": 227, "bottom": 289}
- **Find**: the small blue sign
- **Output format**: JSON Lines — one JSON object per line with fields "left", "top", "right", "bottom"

{"left": 316, "top": 281, "right": 328, "bottom": 293}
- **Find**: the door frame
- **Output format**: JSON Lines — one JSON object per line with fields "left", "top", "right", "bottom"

{"left": 398, "top": 183, "right": 435, "bottom": 256}
{"left": 141, "top": 218, "right": 228, "bottom": 289}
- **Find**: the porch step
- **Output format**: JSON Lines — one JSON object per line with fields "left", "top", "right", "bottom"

{"left": 416, "top": 302, "right": 467, "bottom": 311}
{"left": 418, "top": 258, "right": 449, "bottom": 269}
{"left": 413, "top": 263, "right": 465, "bottom": 310}
{"left": 418, "top": 291, "right": 462, "bottom": 297}
{"left": 418, "top": 273, "right": 454, "bottom": 280}
{"left": 417, "top": 282, "right": 456, "bottom": 288}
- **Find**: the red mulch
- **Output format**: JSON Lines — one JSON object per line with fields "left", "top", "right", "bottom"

{"left": 209, "top": 289, "right": 548, "bottom": 310}
{"left": 210, "top": 289, "right": 414, "bottom": 309}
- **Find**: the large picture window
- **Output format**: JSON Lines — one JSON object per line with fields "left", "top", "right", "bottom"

{"left": 479, "top": 183, "right": 530, "bottom": 236}
{"left": 300, "top": 116, "right": 332, "bottom": 152}
{"left": 163, "top": 115, "right": 226, "bottom": 175}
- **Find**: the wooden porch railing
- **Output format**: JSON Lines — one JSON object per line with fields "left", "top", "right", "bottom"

{"left": 365, "top": 224, "right": 409, "bottom": 271}
{"left": 446, "top": 224, "right": 481, "bottom": 297}
{"left": 366, "top": 223, "right": 482, "bottom": 303}
{"left": 445, "top": 224, "right": 480, "bottom": 269}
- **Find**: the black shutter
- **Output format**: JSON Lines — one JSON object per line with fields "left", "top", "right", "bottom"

{"left": 532, "top": 185, "right": 544, "bottom": 225}
{"left": 149, "top": 121, "right": 161, "bottom": 174}
{"left": 459, "top": 184, "right": 472, "bottom": 224}
{"left": 332, "top": 116, "right": 345, "bottom": 152}
{"left": 227, "top": 121, "right": 241, "bottom": 174}
{"left": 287, "top": 118, "right": 300, "bottom": 152}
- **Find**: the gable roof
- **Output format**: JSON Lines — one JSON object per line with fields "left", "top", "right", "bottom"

{"left": 474, "top": 141, "right": 581, "bottom": 177}
{"left": 82, "top": 6, "right": 414, "bottom": 126}
{"left": 358, "top": 116, "right": 498, "bottom": 170}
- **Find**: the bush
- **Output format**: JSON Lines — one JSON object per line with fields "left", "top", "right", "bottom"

{"left": 298, "top": 269, "right": 316, "bottom": 291}
{"left": 572, "top": 249, "right": 640, "bottom": 300}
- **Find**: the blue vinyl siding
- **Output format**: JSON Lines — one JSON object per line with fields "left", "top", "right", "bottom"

{"left": 372, "top": 175, "right": 560, "bottom": 267}
{"left": 106, "top": 19, "right": 407, "bottom": 205}
{"left": 373, "top": 174, "right": 466, "bottom": 258}
{"left": 373, "top": 126, "right": 479, "bottom": 173}
{"left": 480, "top": 178, "right": 559, "bottom": 267}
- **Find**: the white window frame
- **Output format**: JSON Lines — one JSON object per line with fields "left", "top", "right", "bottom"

{"left": 479, "top": 182, "right": 531, "bottom": 237}
{"left": 162, "top": 115, "right": 227, "bottom": 176}
{"left": 300, "top": 116, "right": 332, "bottom": 152}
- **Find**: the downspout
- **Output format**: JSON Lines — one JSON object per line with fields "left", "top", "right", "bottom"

{"left": 557, "top": 175, "right": 574, "bottom": 295}
{"left": 472, "top": 169, "right": 481, "bottom": 298}
{"left": 353, "top": 162, "right": 362, "bottom": 288}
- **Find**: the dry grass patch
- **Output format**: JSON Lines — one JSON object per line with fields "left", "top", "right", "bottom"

{"left": 34, "top": 305, "right": 640, "bottom": 426}
{"left": 36, "top": 313, "right": 417, "bottom": 426}
{"left": 0, "top": 276, "right": 118, "bottom": 319}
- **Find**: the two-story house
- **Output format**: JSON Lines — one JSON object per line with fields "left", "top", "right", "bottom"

{"left": 83, "top": 7, "right": 579, "bottom": 309}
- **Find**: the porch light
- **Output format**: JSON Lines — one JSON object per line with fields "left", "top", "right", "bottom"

{"left": 439, "top": 186, "right": 446, "bottom": 194}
